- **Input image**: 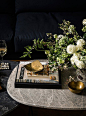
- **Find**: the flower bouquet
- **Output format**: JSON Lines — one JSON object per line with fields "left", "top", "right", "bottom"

{"left": 21, "top": 19, "right": 86, "bottom": 73}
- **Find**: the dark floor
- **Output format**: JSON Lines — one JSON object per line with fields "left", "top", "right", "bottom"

{"left": 4, "top": 104, "right": 86, "bottom": 116}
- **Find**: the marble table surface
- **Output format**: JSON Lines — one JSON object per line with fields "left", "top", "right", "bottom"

{"left": 7, "top": 60, "right": 86, "bottom": 110}
{"left": 0, "top": 60, "right": 19, "bottom": 116}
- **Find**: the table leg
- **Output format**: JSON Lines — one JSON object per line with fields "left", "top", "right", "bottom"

{"left": 28, "top": 106, "right": 33, "bottom": 116}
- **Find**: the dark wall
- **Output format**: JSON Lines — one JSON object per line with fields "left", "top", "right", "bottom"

{"left": 0, "top": 0, "right": 15, "bottom": 14}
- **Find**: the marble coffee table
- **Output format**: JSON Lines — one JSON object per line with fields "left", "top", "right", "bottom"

{"left": 7, "top": 60, "right": 86, "bottom": 110}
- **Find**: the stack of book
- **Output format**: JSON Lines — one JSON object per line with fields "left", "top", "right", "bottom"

{"left": 15, "top": 60, "right": 61, "bottom": 89}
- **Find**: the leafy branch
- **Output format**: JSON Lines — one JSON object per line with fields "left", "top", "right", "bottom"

{"left": 21, "top": 19, "right": 86, "bottom": 71}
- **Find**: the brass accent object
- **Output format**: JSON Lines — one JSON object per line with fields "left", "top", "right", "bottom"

{"left": 24, "top": 60, "right": 43, "bottom": 72}
{"left": 68, "top": 81, "right": 85, "bottom": 94}
{"left": 0, "top": 85, "right": 2, "bottom": 90}
{"left": 50, "top": 76, "right": 56, "bottom": 80}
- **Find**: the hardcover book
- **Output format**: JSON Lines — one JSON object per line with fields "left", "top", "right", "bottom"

{"left": 15, "top": 60, "right": 61, "bottom": 89}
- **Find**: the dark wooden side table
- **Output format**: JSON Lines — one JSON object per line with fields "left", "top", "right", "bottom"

{"left": 0, "top": 60, "right": 19, "bottom": 116}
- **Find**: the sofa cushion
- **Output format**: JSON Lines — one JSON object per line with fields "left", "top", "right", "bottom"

{"left": 51, "top": 12, "right": 86, "bottom": 36}
{"left": 0, "top": 14, "right": 15, "bottom": 53}
{"left": 14, "top": 12, "right": 58, "bottom": 52}
{"left": 15, "top": 0, "right": 86, "bottom": 14}
{"left": 0, "top": 0, "right": 15, "bottom": 14}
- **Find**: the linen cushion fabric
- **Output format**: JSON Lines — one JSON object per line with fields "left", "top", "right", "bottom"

{"left": 15, "top": 0, "right": 86, "bottom": 14}
{"left": 14, "top": 12, "right": 59, "bottom": 52}
{"left": 0, "top": 14, "right": 15, "bottom": 53}
{"left": 15, "top": 0, "right": 65, "bottom": 14}
{"left": 51, "top": 12, "right": 86, "bottom": 36}
{"left": 0, "top": 0, "right": 15, "bottom": 14}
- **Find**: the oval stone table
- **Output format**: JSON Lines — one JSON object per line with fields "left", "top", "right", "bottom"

{"left": 7, "top": 61, "right": 86, "bottom": 110}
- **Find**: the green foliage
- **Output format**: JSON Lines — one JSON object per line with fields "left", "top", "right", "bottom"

{"left": 82, "top": 26, "right": 86, "bottom": 32}
{"left": 21, "top": 19, "right": 86, "bottom": 71}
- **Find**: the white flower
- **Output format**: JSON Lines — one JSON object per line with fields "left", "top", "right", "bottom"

{"left": 58, "top": 35, "right": 64, "bottom": 39}
{"left": 76, "top": 39, "right": 85, "bottom": 49}
{"left": 70, "top": 56, "right": 75, "bottom": 65}
{"left": 75, "top": 60, "right": 85, "bottom": 69}
{"left": 70, "top": 54, "right": 79, "bottom": 65}
{"left": 82, "top": 19, "right": 86, "bottom": 25}
{"left": 70, "top": 53, "right": 81, "bottom": 65}
{"left": 56, "top": 35, "right": 64, "bottom": 42}
{"left": 73, "top": 53, "right": 81, "bottom": 59}
{"left": 53, "top": 34, "right": 58, "bottom": 38}
{"left": 59, "top": 36, "right": 67, "bottom": 46}
{"left": 48, "top": 54, "right": 51, "bottom": 57}
{"left": 52, "top": 56, "right": 55, "bottom": 59}
{"left": 56, "top": 57, "right": 64, "bottom": 64}
{"left": 46, "top": 33, "right": 52, "bottom": 36}
{"left": 45, "top": 50, "right": 50, "bottom": 55}
{"left": 51, "top": 67, "right": 56, "bottom": 71}
{"left": 56, "top": 57, "right": 59, "bottom": 61}
{"left": 80, "top": 56, "right": 86, "bottom": 60}
{"left": 76, "top": 45, "right": 82, "bottom": 51}
{"left": 67, "top": 45, "right": 76, "bottom": 54}
{"left": 68, "top": 25, "right": 75, "bottom": 33}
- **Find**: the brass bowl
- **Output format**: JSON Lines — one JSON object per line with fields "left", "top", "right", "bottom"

{"left": 24, "top": 60, "right": 43, "bottom": 72}
{"left": 68, "top": 81, "right": 85, "bottom": 94}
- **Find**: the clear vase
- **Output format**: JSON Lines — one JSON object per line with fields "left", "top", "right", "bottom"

{"left": 61, "top": 67, "right": 77, "bottom": 89}
{"left": 76, "top": 69, "right": 86, "bottom": 82}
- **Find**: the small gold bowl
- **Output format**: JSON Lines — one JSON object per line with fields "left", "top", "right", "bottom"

{"left": 68, "top": 81, "right": 85, "bottom": 94}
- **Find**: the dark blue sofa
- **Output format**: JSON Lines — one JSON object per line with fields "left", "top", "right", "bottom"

{"left": 1, "top": 0, "right": 86, "bottom": 60}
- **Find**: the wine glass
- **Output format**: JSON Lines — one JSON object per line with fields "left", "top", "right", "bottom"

{"left": 0, "top": 40, "right": 7, "bottom": 64}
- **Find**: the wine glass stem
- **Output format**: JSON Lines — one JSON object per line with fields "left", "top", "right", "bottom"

{"left": 1, "top": 56, "right": 3, "bottom": 63}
